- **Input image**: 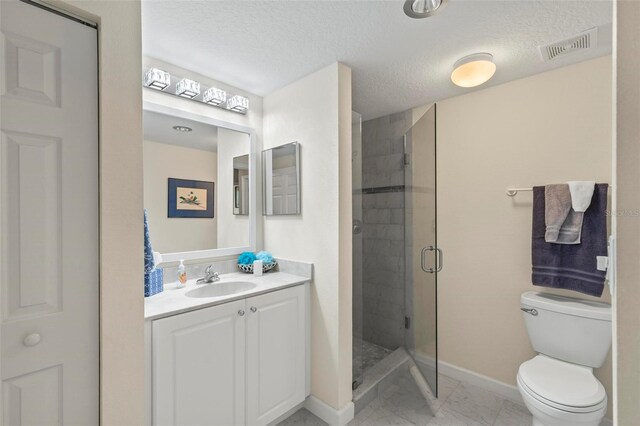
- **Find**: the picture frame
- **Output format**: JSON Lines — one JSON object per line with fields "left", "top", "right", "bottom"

{"left": 168, "top": 178, "right": 215, "bottom": 218}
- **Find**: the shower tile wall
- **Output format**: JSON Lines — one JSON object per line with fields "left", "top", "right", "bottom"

{"left": 361, "top": 110, "right": 413, "bottom": 350}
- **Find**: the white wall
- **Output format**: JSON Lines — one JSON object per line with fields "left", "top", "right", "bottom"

{"left": 614, "top": 2, "right": 640, "bottom": 423}
{"left": 437, "top": 56, "right": 613, "bottom": 416}
{"left": 263, "top": 63, "right": 353, "bottom": 410}
{"left": 52, "top": 1, "right": 145, "bottom": 424}
{"left": 217, "top": 128, "right": 251, "bottom": 248}
{"left": 143, "top": 140, "right": 217, "bottom": 253}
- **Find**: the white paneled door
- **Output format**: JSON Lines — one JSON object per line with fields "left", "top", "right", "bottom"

{"left": 271, "top": 167, "right": 298, "bottom": 215}
{"left": 0, "top": 1, "right": 99, "bottom": 424}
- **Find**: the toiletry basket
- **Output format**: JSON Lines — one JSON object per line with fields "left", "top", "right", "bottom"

{"left": 238, "top": 261, "right": 277, "bottom": 274}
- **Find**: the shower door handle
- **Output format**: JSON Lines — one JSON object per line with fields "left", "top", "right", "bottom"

{"left": 421, "top": 246, "right": 431, "bottom": 273}
{"left": 421, "top": 246, "right": 443, "bottom": 274}
{"left": 435, "top": 247, "right": 443, "bottom": 273}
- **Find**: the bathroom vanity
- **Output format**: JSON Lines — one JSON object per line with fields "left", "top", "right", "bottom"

{"left": 144, "top": 272, "right": 311, "bottom": 426}
{"left": 142, "top": 100, "right": 311, "bottom": 425}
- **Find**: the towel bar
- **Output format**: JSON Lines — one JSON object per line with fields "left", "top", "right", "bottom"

{"left": 506, "top": 185, "right": 612, "bottom": 197}
{"left": 506, "top": 187, "right": 533, "bottom": 196}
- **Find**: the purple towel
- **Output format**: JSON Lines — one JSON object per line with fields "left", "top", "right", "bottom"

{"left": 531, "top": 184, "right": 608, "bottom": 297}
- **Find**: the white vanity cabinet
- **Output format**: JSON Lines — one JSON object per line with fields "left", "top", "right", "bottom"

{"left": 150, "top": 283, "right": 309, "bottom": 426}
{"left": 153, "top": 299, "right": 247, "bottom": 425}
{"left": 246, "top": 286, "right": 307, "bottom": 425}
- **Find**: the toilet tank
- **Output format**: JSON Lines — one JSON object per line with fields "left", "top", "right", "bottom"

{"left": 521, "top": 291, "right": 611, "bottom": 368}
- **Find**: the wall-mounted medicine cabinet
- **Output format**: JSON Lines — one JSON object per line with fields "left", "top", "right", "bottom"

{"left": 262, "top": 142, "right": 301, "bottom": 216}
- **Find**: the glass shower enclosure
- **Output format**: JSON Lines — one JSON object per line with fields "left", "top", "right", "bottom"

{"left": 352, "top": 105, "right": 439, "bottom": 396}
{"left": 404, "top": 105, "right": 439, "bottom": 394}
{"left": 352, "top": 111, "right": 364, "bottom": 388}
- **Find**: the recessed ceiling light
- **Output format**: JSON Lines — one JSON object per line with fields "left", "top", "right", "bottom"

{"left": 172, "top": 125, "right": 192, "bottom": 133}
{"left": 451, "top": 53, "right": 496, "bottom": 88}
{"left": 404, "top": 0, "right": 448, "bottom": 19}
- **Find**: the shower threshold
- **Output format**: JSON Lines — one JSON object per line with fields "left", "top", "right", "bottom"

{"left": 352, "top": 346, "right": 435, "bottom": 415}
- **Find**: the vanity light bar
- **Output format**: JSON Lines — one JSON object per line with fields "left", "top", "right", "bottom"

{"left": 144, "top": 67, "right": 170, "bottom": 90}
{"left": 176, "top": 78, "right": 200, "bottom": 98}
{"left": 203, "top": 86, "right": 227, "bottom": 106}
{"left": 227, "top": 95, "right": 249, "bottom": 112}
{"left": 143, "top": 68, "right": 249, "bottom": 114}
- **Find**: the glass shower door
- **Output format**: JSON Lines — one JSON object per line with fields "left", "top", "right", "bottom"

{"left": 352, "top": 111, "right": 364, "bottom": 389}
{"left": 404, "top": 105, "right": 439, "bottom": 396}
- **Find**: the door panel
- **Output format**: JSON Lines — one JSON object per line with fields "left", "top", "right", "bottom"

{"left": 3, "top": 132, "right": 61, "bottom": 320}
{"left": 271, "top": 167, "right": 297, "bottom": 215}
{"left": 0, "top": 1, "right": 99, "bottom": 424}
{"left": 404, "top": 105, "right": 438, "bottom": 395}
{"left": 3, "top": 365, "right": 62, "bottom": 425}
{"left": 246, "top": 286, "right": 306, "bottom": 426}
{"left": 152, "top": 300, "right": 246, "bottom": 426}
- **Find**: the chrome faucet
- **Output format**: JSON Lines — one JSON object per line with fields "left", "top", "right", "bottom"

{"left": 196, "top": 265, "right": 220, "bottom": 284}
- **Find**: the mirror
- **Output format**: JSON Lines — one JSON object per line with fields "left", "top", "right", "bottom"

{"left": 233, "top": 155, "right": 249, "bottom": 215}
{"left": 263, "top": 142, "right": 301, "bottom": 215}
{"left": 143, "top": 109, "right": 253, "bottom": 258}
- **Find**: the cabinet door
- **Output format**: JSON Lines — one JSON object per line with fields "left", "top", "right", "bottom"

{"left": 246, "top": 285, "right": 307, "bottom": 425}
{"left": 153, "top": 300, "right": 246, "bottom": 426}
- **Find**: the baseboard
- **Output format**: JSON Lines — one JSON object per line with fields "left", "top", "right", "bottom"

{"left": 304, "top": 395, "right": 354, "bottom": 426}
{"left": 411, "top": 354, "right": 613, "bottom": 425}
{"left": 266, "top": 401, "right": 306, "bottom": 426}
{"left": 411, "top": 352, "right": 524, "bottom": 405}
{"left": 600, "top": 417, "right": 613, "bottom": 426}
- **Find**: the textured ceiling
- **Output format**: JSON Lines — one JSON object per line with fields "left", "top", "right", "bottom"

{"left": 142, "top": 0, "right": 612, "bottom": 120}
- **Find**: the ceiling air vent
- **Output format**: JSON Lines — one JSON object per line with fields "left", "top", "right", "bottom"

{"left": 539, "top": 27, "right": 598, "bottom": 62}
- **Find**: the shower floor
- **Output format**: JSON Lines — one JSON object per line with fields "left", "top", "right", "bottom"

{"left": 355, "top": 340, "right": 393, "bottom": 376}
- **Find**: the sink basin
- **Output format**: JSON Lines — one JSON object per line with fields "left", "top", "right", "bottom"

{"left": 185, "top": 281, "right": 257, "bottom": 298}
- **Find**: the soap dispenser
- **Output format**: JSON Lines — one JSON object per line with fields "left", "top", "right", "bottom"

{"left": 176, "top": 260, "right": 187, "bottom": 288}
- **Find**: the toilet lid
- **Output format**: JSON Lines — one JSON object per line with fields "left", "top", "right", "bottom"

{"left": 518, "top": 355, "right": 606, "bottom": 409}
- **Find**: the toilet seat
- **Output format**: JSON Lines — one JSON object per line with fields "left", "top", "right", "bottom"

{"left": 518, "top": 355, "right": 607, "bottom": 413}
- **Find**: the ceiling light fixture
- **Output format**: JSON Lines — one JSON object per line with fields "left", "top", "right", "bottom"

{"left": 451, "top": 53, "right": 496, "bottom": 88}
{"left": 172, "top": 125, "right": 192, "bottom": 132}
{"left": 176, "top": 78, "right": 200, "bottom": 98}
{"left": 144, "top": 68, "right": 170, "bottom": 90}
{"left": 403, "top": 0, "right": 448, "bottom": 19}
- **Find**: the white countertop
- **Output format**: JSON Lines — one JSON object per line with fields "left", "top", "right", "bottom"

{"left": 145, "top": 271, "right": 310, "bottom": 321}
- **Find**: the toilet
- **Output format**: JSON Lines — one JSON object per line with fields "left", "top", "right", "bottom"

{"left": 517, "top": 291, "right": 611, "bottom": 426}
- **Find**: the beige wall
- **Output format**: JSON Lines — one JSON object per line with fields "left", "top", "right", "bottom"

{"left": 263, "top": 63, "right": 353, "bottom": 410}
{"left": 614, "top": 2, "right": 640, "bottom": 424}
{"left": 143, "top": 140, "right": 217, "bottom": 253}
{"left": 437, "top": 56, "right": 613, "bottom": 417}
{"left": 51, "top": 1, "right": 145, "bottom": 424}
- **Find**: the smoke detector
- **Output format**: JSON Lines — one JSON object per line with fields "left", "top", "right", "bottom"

{"left": 539, "top": 27, "right": 598, "bottom": 62}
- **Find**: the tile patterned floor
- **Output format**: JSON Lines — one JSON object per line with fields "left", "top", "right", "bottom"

{"left": 277, "top": 370, "right": 533, "bottom": 426}
{"left": 354, "top": 340, "right": 393, "bottom": 379}
{"left": 276, "top": 409, "right": 327, "bottom": 426}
